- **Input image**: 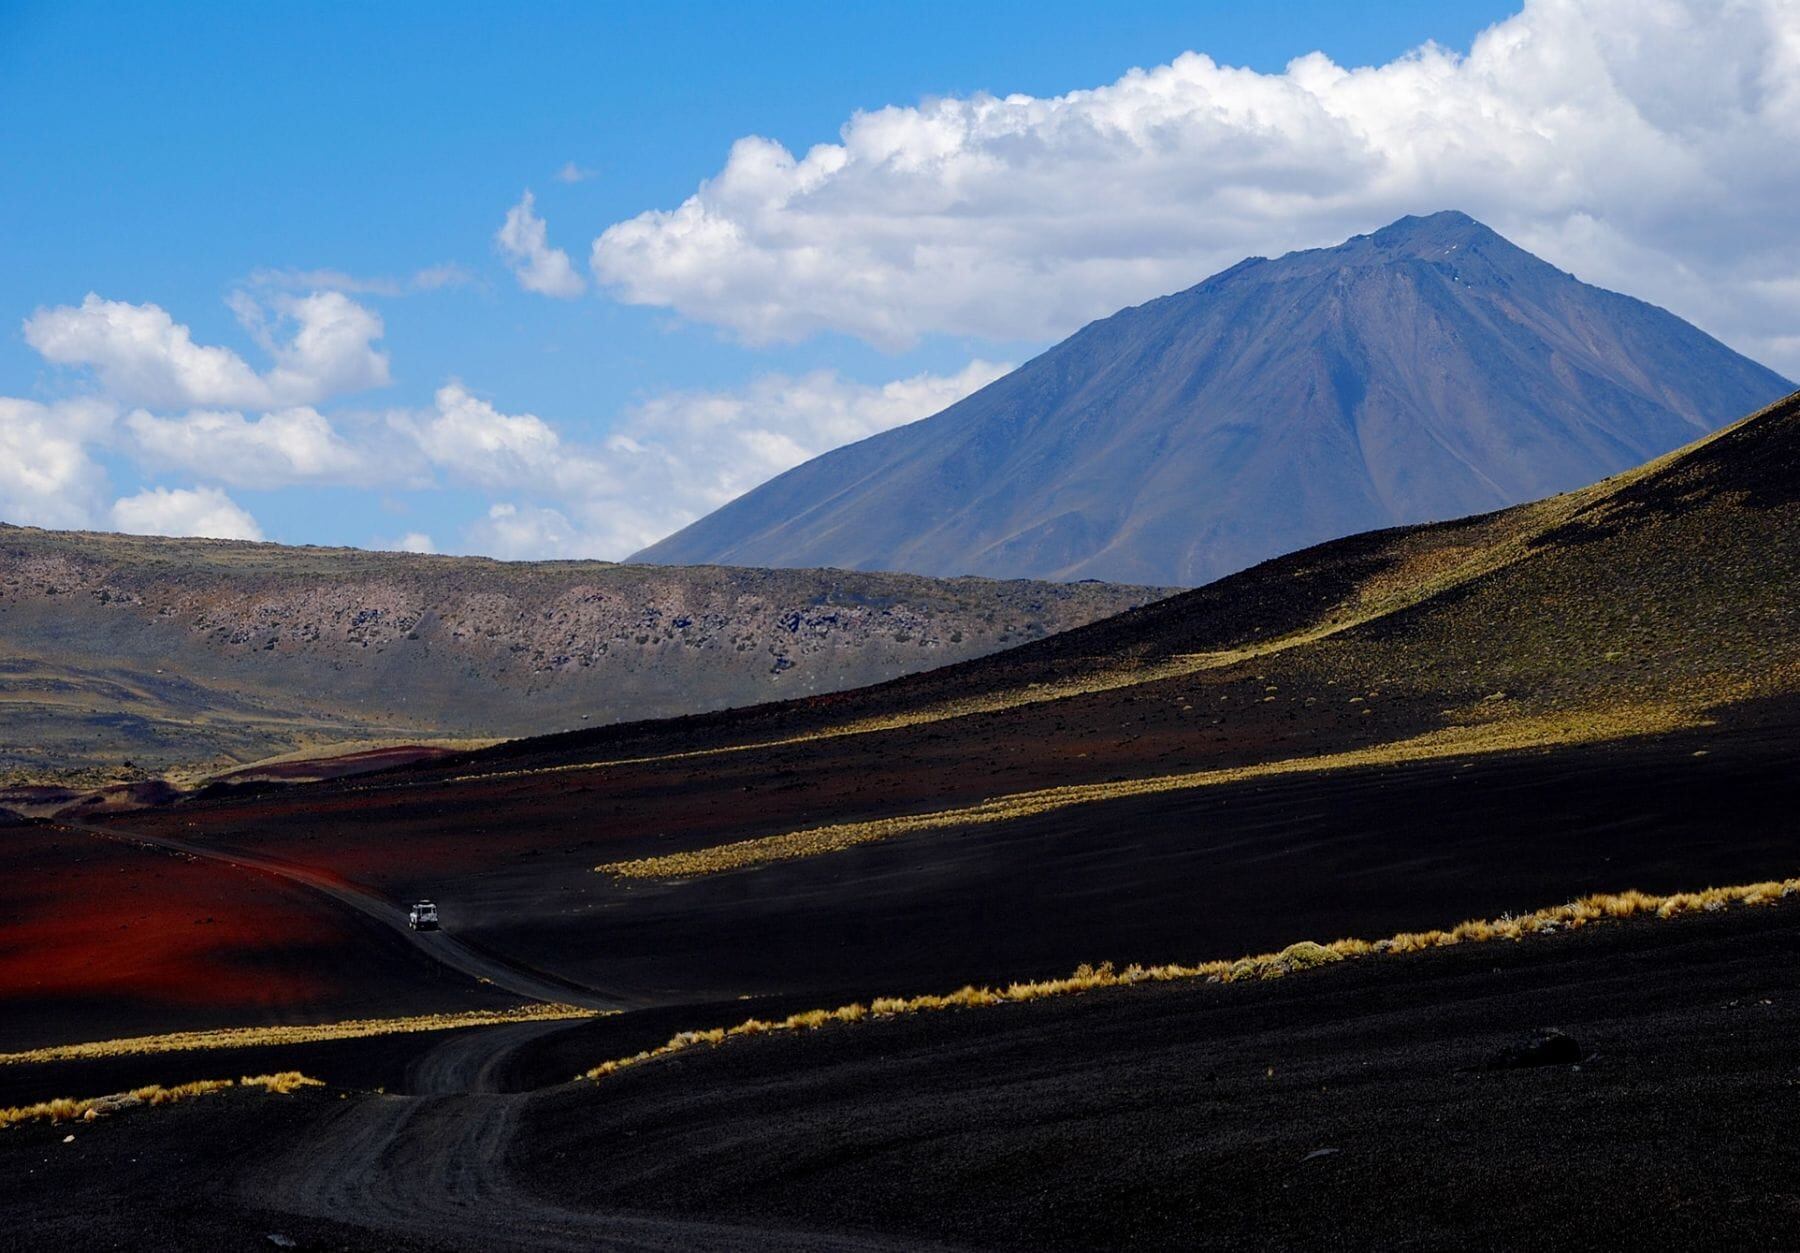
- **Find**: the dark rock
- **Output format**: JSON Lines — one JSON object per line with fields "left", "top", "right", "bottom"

{"left": 1487, "top": 1029, "right": 1584, "bottom": 1070}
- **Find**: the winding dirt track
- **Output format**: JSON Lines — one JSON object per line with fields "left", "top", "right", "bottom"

{"left": 64, "top": 818, "right": 928, "bottom": 1249}
{"left": 241, "top": 1020, "right": 936, "bottom": 1252}
{"left": 63, "top": 818, "right": 627, "bottom": 1012}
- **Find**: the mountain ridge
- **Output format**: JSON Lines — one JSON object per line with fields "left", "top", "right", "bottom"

{"left": 0, "top": 525, "right": 1160, "bottom": 781}
{"left": 634, "top": 211, "right": 1792, "bottom": 585}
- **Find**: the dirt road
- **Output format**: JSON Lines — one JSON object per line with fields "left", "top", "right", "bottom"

{"left": 239, "top": 1018, "right": 941, "bottom": 1251}
{"left": 64, "top": 818, "right": 627, "bottom": 1013}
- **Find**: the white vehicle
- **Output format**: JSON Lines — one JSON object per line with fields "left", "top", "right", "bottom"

{"left": 408, "top": 900, "right": 440, "bottom": 931}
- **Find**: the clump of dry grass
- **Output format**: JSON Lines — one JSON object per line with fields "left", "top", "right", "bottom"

{"left": 0, "top": 1004, "right": 598, "bottom": 1068}
{"left": 581, "top": 875, "right": 1800, "bottom": 1084}
{"left": 597, "top": 703, "right": 1704, "bottom": 879}
{"left": 240, "top": 1071, "right": 324, "bottom": 1095}
{"left": 0, "top": 1072, "right": 323, "bottom": 1130}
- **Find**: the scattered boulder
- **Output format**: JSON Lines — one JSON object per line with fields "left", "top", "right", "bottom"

{"left": 82, "top": 1094, "right": 144, "bottom": 1118}
{"left": 1487, "top": 1029, "right": 1583, "bottom": 1070}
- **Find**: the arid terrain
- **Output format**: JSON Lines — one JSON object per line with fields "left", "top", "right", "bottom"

{"left": 0, "top": 527, "right": 1157, "bottom": 783}
{"left": 3, "top": 389, "right": 1798, "bottom": 1249}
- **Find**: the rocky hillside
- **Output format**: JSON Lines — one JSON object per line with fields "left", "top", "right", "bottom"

{"left": 0, "top": 526, "right": 1161, "bottom": 780}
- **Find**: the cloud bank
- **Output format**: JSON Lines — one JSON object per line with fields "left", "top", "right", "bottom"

{"left": 589, "top": 0, "right": 1800, "bottom": 371}
{"left": 4, "top": 280, "right": 1002, "bottom": 556}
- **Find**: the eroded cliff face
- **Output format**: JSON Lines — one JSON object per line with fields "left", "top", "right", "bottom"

{"left": 0, "top": 527, "right": 1164, "bottom": 780}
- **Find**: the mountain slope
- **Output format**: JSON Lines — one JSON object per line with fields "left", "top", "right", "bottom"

{"left": 0, "top": 526, "right": 1159, "bottom": 781}
{"left": 634, "top": 211, "right": 1792, "bottom": 586}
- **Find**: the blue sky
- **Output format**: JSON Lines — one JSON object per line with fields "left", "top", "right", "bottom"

{"left": 2, "top": 1, "right": 1793, "bottom": 557}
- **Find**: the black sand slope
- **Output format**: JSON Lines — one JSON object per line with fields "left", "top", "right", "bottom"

{"left": 6, "top": 891, "right": 1798, "bottom": 1251}
{"left": 514, "top": 896, "right": 1800, "bottom": 1252}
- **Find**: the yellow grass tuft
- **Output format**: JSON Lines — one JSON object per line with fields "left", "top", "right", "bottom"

{"left": 0, "top": 1072, "right": 324, "bottom": 1130}
{"left": 0, "top": 1004, "right": 599, "bottom": 1068}
{"left": 1, "top": 1097, "right": 92, "bottom": 1128}
{"left": 132, "top": 1078, "right": 235, "bottom": 1105}
{"left": 581, "top": 875, "right": 1800, "bottom": 1084}
{"left": 240, "top": 1071, "right": 325, "bottom": 1094}
{"left": 597, "top": 704, "right": 1704, "bottom": 879}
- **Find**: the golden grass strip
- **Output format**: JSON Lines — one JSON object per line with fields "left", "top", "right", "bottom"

{"left": 0, "top": 1072, "right": 322, "bottom": 1130}
{"left": 598, "top": 703, "right": 1703, "bottom": 879}
{"left": 0, "top": 1004, "right": 597, "bottom": 1068}
{"left": 584, "top": 875, "right": 1800, "bottom": 1083}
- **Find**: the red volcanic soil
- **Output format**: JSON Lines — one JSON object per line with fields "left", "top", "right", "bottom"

{"left": 0, "top": 822, "right": 515, "bottom": 1051}
{"left": 106, "top": 692, "right": 1800, "bottom": 1012}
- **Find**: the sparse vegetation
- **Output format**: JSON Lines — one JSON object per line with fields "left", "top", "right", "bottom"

{"left": 596, "top": 703, "right": 1703, "bottom": 877}
{"left": 240, "top": 1071, "right": 325, "bottom": 1094}
{"left": 0, "top": 1072, "right": 322, "bottom": 1130}
{"left": 0, "top": 1004, "right": 597, "bottom": 1067}
{"left": 582, "top": 874, "right": 1800, "bottom": 1083}
{"left": 0, "top": 524, "right": 1154, "bottom": 780}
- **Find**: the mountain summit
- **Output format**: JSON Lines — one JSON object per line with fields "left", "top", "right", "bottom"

{"left": 634, "top": 212, "right": 1792, "bottom": 586}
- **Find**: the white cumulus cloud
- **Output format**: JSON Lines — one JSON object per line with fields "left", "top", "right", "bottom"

{"left": 372, "top": 530, "right": 437, "bottom": 554}
{"left": 400, "top": 383, "right": 567, "bottom": 488}
{"left": 125, "top": 406, "right": 376, "bottom": 488}
{"left": 399, "top": 362, "right": 1005, "bottom": 560}
{"left": 496, "top": 190, "right": 586, "bottom": 298}
{"left": 0, "top": 397, "right": 114, "bottom": 529}
{"left": 588, "top": 0, "right": 1800, "bottom": 372}
{"left": 465, "top": 502, "right": 587, "bottom": 560}
{"left": 110, "top": 486, "right": 264, "bottom": 541}
{"left": 25, "top": 291, "right": 391, "bottom": 409}
{"left": 610, "top": 359, "right": 1012, "bottom": 537}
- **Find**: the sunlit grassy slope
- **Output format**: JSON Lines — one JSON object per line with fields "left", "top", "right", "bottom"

{"left": 582, "top": 873, "right": 1800, "bottom": 1083}
{"left": 586, "top": 388, "right": 1800, "bottom": 877}
{"left": 0, "top": 1004, "right": 599, "bottom": 1067}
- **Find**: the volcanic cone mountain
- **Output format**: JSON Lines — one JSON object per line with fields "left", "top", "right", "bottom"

{"left": 634, "top": 211, "right": 1792, "bottom": 586}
